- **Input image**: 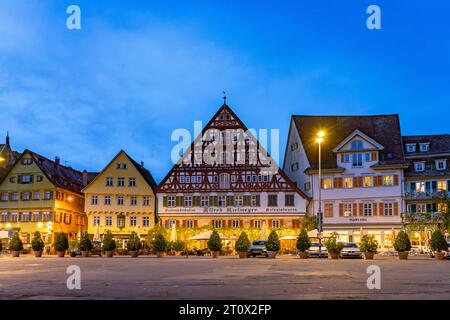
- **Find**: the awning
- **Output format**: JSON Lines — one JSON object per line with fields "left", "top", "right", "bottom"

{"left": 189, "top": 230, "right": 230, "bottom": 240}
{"left": 280, "top": 235, "right": 297, "bottom": 240}
{"left": 307, "top": 229, "right": 334, "bottom": 238}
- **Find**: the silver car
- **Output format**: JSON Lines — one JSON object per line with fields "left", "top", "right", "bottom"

{"left": 307, "top": 242, "right": 328, "bottom": 258}
{"left": 340, "top": 242, "right": 363, "bottom": 258}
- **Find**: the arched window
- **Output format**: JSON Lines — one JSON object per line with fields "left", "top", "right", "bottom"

{"left": 351, "top": 140, "right": 363, "bottom": 150}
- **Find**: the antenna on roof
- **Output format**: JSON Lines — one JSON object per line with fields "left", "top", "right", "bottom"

{"left": 223, "top": 91, "right": 227, "bottom": 105}
{"left": 6, "top": 131, "right": 10, "bottom": 146}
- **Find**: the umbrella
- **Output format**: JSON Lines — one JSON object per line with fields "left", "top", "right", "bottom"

{"left": 189, "top": 230, "right": 229, "bottom": 240}
{"left": 261, "top": 221, "right": 268, "bottom": 240}
{"left": 93, "top": 224, "right": 100, "bottom": 241}
{"left": 170, "top": 223, "right": 177, "bottom": 242}
{"left": 307, "top": 229, "right": 333, "bottom": 238}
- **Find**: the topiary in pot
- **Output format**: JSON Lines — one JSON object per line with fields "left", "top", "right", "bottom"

{"left": 31, "top": 231, "right": 45, "bottom": 257}
{"left": 359, "top": 235, "right": 378, "bottom": 260}
{"left": 127, "top": 231, "right": 142, "bottom": 258}
{"left": 430, "top": 229, "right": 448, "bottom": 260}
{"left": 266, "top": 230, "right": 280, "bottom": 259}
{"left": 207, "top": 230, "right": 222, "bottom": 258}
{"left": 102, "top": 230, "right": 116, "bottom": 257}
{"left": 9, "top": 232, "right": 23, "bottom": 257}
{"left": 296, "top": 228, "right": 311, "bottom": 259}
{"left": 393, "top": 231, "right": 411, "bottom": 260}
{"left": 235, "top": 232, "right": 251, "bottom": 258}
{"left": 79, "top": 231, "right": 93, "bottom": 257}
{"left": 171, "top": 240, "right": 185, "bottom": 256}
{"left": 324, "top": 235, "right": 344, "bottom": 259}
{"left": 153, "top": 232, "right": 168, "bottom": 258}
{"left": 55, "top": 232, "right": 69, "bottom": 257}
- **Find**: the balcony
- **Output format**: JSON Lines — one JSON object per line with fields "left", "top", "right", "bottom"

{"left": 404, "top": 190, "right": 448, "bottom": 200}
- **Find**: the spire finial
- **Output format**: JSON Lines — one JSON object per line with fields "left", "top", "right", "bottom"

{"left": 223, "top": 91, "right": 227, "bottom": 105}
{"left": 6, "top": 131, "right": 9, "bottom": 146}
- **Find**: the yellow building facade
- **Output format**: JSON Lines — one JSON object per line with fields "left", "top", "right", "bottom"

{"left": 83, "top": 150, "right": 157, "bottom": 247}
{"left": 0, "top": 150, "right": 91, "bottom": 246}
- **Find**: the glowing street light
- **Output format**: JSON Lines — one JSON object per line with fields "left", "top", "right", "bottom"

{"left": 316, "top": 131, "right": 325, "bottom": 258}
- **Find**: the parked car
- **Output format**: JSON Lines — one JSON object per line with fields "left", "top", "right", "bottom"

{"left": 247, "top": 240, "right": 268, "bottom": 257}
{"left": 70, "top": 241, "right": 103, "bottom": 257}
{"left": 307, "top": 242, "right": 328, "bottom": 258}
{"left": 340, "top": 242, "right": 363, "bottom": 258}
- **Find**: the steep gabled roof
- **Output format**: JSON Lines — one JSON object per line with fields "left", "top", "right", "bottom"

{"left": 82, "top": 150, "right": 157, "bottom": 194}
{"left": 292, "top": 114, "right": 406, "bottom": 169}
{"left": 158, "top": 103, "right": 309, "bottom": 199}
{"left": 402, "top": 134, "right": 450, "bottom": 156}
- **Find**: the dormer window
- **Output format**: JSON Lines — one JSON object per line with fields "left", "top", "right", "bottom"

{"left": 414, "top": 162, "right": 425, "bottom": 172}
{"left": 419, "top": 143, "right": 429, "bottom": 152}
{"left": 351, "top": 140, "right": 363, "bottom": 150}
{"left": 436, "top": 160, "right": 447, "bottom": 170}
{"left": 406, "top": 144, "right": 416, "bottom": 153}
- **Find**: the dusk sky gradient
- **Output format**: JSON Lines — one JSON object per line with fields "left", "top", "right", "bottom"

{"left": 1, "top": 1, "right": 449, "bottom": 181}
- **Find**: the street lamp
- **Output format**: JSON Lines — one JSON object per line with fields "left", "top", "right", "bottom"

{"left": 316, "top": 131, "right": 325, "bottom": 258}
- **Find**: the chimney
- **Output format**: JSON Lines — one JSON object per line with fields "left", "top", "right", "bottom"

{"left": 82, "top": 170, "right": 88, "bottom": 186}
{"left": 55, "top": 156, "right": 60, "bottom": 168}
{"left": 140, "top": 161, "right": 144, "bottom": 168}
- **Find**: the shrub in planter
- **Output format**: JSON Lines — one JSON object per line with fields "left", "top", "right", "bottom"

{"left": 324, "top": 235, "right": 344, "bottom": 259}
{"left": 171, "top": 240, "right": 185, "bottom": 256}
{"left": 153, "top": 233, "right": 168, "bottom": 257}
{"left": 393, "top": 231, "right": 411, "bottom": 260}
{"left": 296, "top": 228, "right": 311, "bottom": 259}
{"left": 102, "top": 231, "right": 116, "bottom": 257}
{"left": 9, "top": 232, "right": 23, "bottom": 257}
{"left": 31, "top": 231, "right": 45, "bottom": 257}
{"left": 79, "top": 231, "right": 93, "bottom": 257}
{"left": 359, "top": 235, "right": 378, "bottom": 260}
{"left": 207, "top": 230, "right": 222, "bottom": 258}
{"left": 55, "top": 233, "right": 69, "bottom": 257}
{"left": 235, "top": 232, "right": 251, "bottom": 258}
{"left": 430, "top": 229, "right": 448, "bottom": 260}
{"left": 266, "top": 230, "right": 280, "bottom": 259}
{"left": 127, "top": 231, "right": 142, "bottom": 258}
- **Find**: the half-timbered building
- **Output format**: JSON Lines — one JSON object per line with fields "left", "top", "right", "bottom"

{"left": 157, "top": 103, "right": 308, "bottom": 233}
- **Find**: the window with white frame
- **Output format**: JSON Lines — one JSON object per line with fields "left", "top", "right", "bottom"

{"left": 253, "top": 220, "right": 262, "bottom": 228}
{"left": 363, "top": 203, "right": 373, "bottom": 216}
{"left": 91, "top": 196, "right": 98, "bottom": 205}
{"left": 322, "top": 178, "right": 333, "bottom": 189}
{"left": 383, "top": 175, "right": 394, "bottom": 186}
{"left": 33, "top": 212, "right": 40, "bottom": 221}
{"left": 105, "top": 177, "right": 114, "bottom": 186}
{"left": 116, "top": 163, "right": 127, "bottom": 169}
{"left": 343, "top": 203, "right": 352, "bottom": 217}
{"left": 438, "top": 180, "right": 447, "bottom": 192}
{"left": 130, "top": 216, "right": 137, "bottom": 227}
{"left": 93, "top": 216, "right": 100, "bottom": 226}
{"left": 1, "top": 212, "right": 7, "bottom": 222}
{"left": 117, "top": 177, "right": 125, "bottom": 187}
{"left": 231, "top": 219, "right": 240, "bottom": 228}
{"left": 129, "top": 178, "right": 136, "bottom": 187}
{"left": 414, "top": 162, "right": 425, "bottom": 172}
{"left": 105, "top": 216, "right": 113, "bottom": 226}
{"left": 184, "top": 196, "right": 192, "bottom": 207}
{"left": 343, "top": 177, "right": 353, "bottom": 188}
{"left": 104, "top": 196, "right": 111, "bottom": 205}
{"left": 436, "top": 160, "right": 447, "bottom": 170}
{"left": 200, "top": 196, "right": 209, "bottom": 207}
{"left": 33, "top": 192, "right": 40, "bottom": 200}
{"left": 117, "top": 196, "right": 124, "bottom": 205}
{"left": 130, "top": 196, "right": 137, "bottom": 206}
{"left": 351, "top": 140, "right": 363, "bottom": 150}
{"left": 352, "top": 153, "right": 363, "bottom": 167}
{"left": 406, "top": 144, "right": 416, "bottom": 153}
{"left": 167, "top": 196, "right": 175, "bottom": 207}
{"left": 12, "top": 193, "right": 19, "bottom": 201}
{"left": 218, "top": 195, "right": 226, "bottom": 207}
{"left": 271, "top": 219, "right": 280, "bottom": 229}
{"left": 43, "top": 212, "right": 51, "bottom": 221}
{"left": 419, "top": 143, "right": 429, "bottom": 152}
{"left": 214, "top": 220, "right": 222, "bottom": 228}
{"left": 186, "top": 220, "right": 194, "bottom": 228}
{"left": 251, "top": 195, "right": 258, "bottom": 206}
{"left": 22, "top": 212, "right": 30, "bottom": 222}
{"left": 143, "top": 196, "right": 150, "bottom": 206}
{"left": 143, "top": 216, "right": 150, "bottom": 227}
{"left": 363, "top": 176, "right": 373, "bottom": 188}
{"left": 1, "top": 193, "right": 8, "bottom": 201}
{"left": 219, "top": 173, "right": 230, "bottom": 189}
{"left": 22, "top": 192, "right": 30, "bottom": 201}
{"left": 234, "top": 195, "right": 243, "bottom": 207}
{"left": 44, "top": 191, "right": 51, "bottom": 200}
{"left": 384, "top": 203, "right": 393, "bottom": 216}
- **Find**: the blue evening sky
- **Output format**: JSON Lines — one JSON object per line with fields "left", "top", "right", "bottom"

{"left": 1, "top": 1, "right": 449, "bottom": 181}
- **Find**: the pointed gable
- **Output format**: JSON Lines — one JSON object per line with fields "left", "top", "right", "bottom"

{"left": 158, "top": 104, "right": 308, "bottom": 198}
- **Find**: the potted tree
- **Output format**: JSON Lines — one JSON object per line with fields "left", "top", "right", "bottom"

{"left": 31, "top": 231, "right": 45, "bottom": 257}
{"left": 324, "top": 235, "right": 344, "bottom": 259}
{"left": 207, "top": 230, "right": 222, "bottom": 258}
{"left": 266, "top": 230, "right": 280, "bottom": 259}
{"left": 127, "top": 231, "right": 142, "bottom": 258}
{"left": 235, "top": 231, "right": 251, "bottom": 259}
{"left": 9, "top": 232, "right": 23, "bottom": 257}
{"left": 79, "top": 231, "right": 93, "bottom": 257}
{"left": 171, "top": 240, "right": 185, "bottom": 256}
{"left": 153, "top": 232, "right": 168, "bottom": 258}
{"left": 430, "top": 229, "right": 448, "bottom": 260}
{"left": 394, "top": 230, "right": 411, "bottom": 260}
{"left": 296, "top": 228, "right": 311, "bottom": 259}
{"left": 102, "top": 230, "right": 116, "bottom": 257}
{"left": 55, "top": 232, "right": 69, "bottom": 257}
{"left": 359, "top": 235, "right": 378, "bottom": 260}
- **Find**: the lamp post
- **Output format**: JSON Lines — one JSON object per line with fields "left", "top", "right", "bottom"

{"left": 316, "top": 131, "right": 325, "bottom": 258}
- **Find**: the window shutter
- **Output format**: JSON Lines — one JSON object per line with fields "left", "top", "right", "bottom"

{"left": 432, "top": 181, "right": 437, "bottom": 192}
{"left": 243, "top": 196, "right": 251, "bottom": 206}
{"left": 393, "top": 202, "right": 399, "bottom": 216}
{"left": 211, "top": 219, "right": 215, "bottom": 227}
{"left": 379, "top": 203, "right": 384, "bottom": 216}
{"left": 183, "top": 220, "right": 187, "bottom": 228}
{"left": 373, "top": 203, "right": 377, "bottom": 216}
{"left": 394, "top": 175, "right": 399, "bottom": 186}
{"left": 268, "top": 219, "right": 273, "bottom": 228}
{"left": 256, "top": 195, "right": 260, "bottom": 206}
{"left": 352, "top": 203, "right": 357, "bottom": 217}
{"left": 194, "top": 220, "right": 198, "bottom": 228}
{"left": 226, "top": 196, "right": 234, "bottom": 206}
{"left": 210, "top": 196, "right": 217, "bottom": 207}
{"left": 333, "top": 178, "right": 341, "bottom": 189}
{"left": 240, "top": 219, "right": 244, "bottom": 228}
{"left": 341, "top": 154, "right": 345, "bottom": 162}
{"left": 339, "top": 204, "right": 343, "bottom": 217}
{"left": 164, "top": 220, "right": 168, "bottom": 228}
{"left": 193, "top": 196, "right": 200, "bottom": 206}
{"left": 371, "top": 151, "right": 377, "bottom": 161}
{"left": 320, "top": 178, "right": 324, "bottom": 189}
{"left": 279, "top": 219, "right": 284, "bottom": 228}
{"left": 425, "top": 181, "right": 431, "bottom": 192}
{"left": 163, "top": 196, "right": 168, "bottom": 207}
{"left": 359, "top": 203, "right": 363, "bottom": 216}
{"left": 447, "top": 181, "right": 450, "bottom": 192}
